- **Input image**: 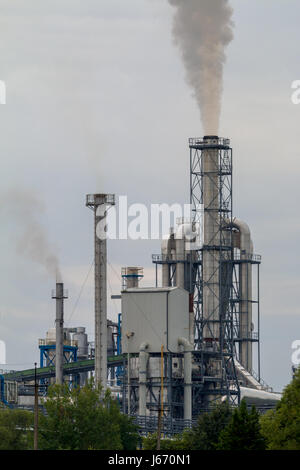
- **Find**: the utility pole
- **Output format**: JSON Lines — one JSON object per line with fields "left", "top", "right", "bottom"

{"left": 34, "top": 362, "right": 38, "bottom": 451}
{"left": 156, "top": 390, "right": 162, "bottom": 451}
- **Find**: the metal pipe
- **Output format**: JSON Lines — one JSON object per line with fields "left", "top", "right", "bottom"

{"left": 175, "top": 237, "right": 185, "bottom": 289}
{"left": 160, "top": 345, "right": 164, "bottom": 418}
{"left": 189, "top": 293, "right": 195, "bottom": 346}
{"left": 34, "top": 362, "right": 38, "bottom": 451}
{"left": 161, "top": 238, "right": 171, "bottom": 287}
{"left": 178, "top": 337, "right": 193, "bottom": 421}
{"left": 258, "top": 264, "right": 261, "bottom": 381}
{"left": 138, "top": 342, "right": 149, "bottom": 416}
{"left": 231, "top": 218, "right": 253, "bottom": 372}
{"left": 128, "top": 352, "right": 130, "bottom": 415}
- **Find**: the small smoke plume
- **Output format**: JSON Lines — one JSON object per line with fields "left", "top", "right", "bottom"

{"left": 168, "top": 0, "right": 234, "bottom": 134}
{"left": 0, "top": 189, "right": 61, "bottom": 280}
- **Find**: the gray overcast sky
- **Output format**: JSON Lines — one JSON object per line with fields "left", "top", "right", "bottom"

{"left": 0, "top": 0, "right": 299, "bottom": 392}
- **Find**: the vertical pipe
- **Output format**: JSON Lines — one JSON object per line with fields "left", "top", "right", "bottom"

{"left": 162, "top": 264, "right": 170, "bottom": 287}
{"left": 34, "top": 362, "right": 38, "bottom": 451}
{"left": 167, "top": 353, "right": 173, "bottom": 424}
{"left": 178, "top": 337, "right": 192, "bottom": 421}
{"left": 122, "top": 356, "right": 126, "bottom": 414}
{"left": 128, "top": 352, "right": 130, "bottom": 415}
{"left": 189, "top": 293, "right": 195, "bottom": 346}
{"left": 258, "top": 264, "right": 261, "bottom": 381}
{"left": 55, "top": 282, "right": 64, "bottom": 385}
{"left": 161, "top": 345, "right": 164, "bottom": 418}
{"left": 232, "top": 219, "right": 253, "bottom": 372}
{"left": 175, "top": 238, "right": 185, "bottom": 289}
{"left": 138, "top": 342, "right": 149, "bottom": 416}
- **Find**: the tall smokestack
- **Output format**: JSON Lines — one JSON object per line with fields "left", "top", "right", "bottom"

{"left": 202, "top": 136, "right": 221, "bottom": 344}
{"left": 190, "top": 135, "right": 235, "bottom": 405}
{"left": 168, "top": 0, "right": 234, "bottom": 134}
{"left": 52, "top": 282, "right": 67, "bottom": 385}
{"left": 86, "top": 194, "right": 115, "bottom": 391}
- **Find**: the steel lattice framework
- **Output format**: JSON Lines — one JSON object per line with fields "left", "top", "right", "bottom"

{"left": 189, "top": 137, "right": 240, "bottom": 407}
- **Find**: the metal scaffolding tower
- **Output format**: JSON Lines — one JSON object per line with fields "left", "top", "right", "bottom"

{"left": 189, "top": 136, "right": 240, "bottom": 407}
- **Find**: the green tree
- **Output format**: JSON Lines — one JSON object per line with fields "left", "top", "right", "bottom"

{"left": 142, "top": 403, "right": 232, "bottom": 450}
{"left": 38, "top": 380, "right": 139, "bottom": 450}
{"left": 142, "top": 432, "right": 186, "bottom": 450}
{"left": 183, "top": 402, "right": 232, "bottom": 450}
{"left": 260, "top": 368, "right": 300, "bottom": 450}
{"left": 0, "top": 408, "right": 33, "bottom": 450}
{"left": 217, "top": 399, "right": 266, "bottom": 450}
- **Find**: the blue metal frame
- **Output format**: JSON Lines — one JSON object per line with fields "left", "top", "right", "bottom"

{"left": 39, "top": 344, "right": 78, "bottom": 390}
{"left": 0, "top": 374, "right": 9, "bottom": 406}
{"left": 39, "top": 345, "right": 78, "bottom": 369}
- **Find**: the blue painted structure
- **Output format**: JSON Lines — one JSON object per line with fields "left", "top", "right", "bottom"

{"left": 39, "top": 344, "right": 78, "bottom": 369}
{"left": 0, "top": 374, "right": 9, "bottom": 406}
{"left": 39, "top": 344, "right": 78, "bottom": 390}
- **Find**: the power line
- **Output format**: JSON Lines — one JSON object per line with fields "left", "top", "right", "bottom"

{"left": 66, "top": 260, "right": 94, "bottom": 325}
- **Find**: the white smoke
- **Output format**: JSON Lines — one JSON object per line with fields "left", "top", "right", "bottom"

{"left": 0, "top": 189, "right": 61, "bottom": 281}
{"left": 168, "top": 0, "right": 234, "bottom": 135}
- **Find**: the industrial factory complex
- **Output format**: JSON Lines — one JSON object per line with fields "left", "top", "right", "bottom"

{"left": 0, "top": 135, "right": 281, "bottom": 434}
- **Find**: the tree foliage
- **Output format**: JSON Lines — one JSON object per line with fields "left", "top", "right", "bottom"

{"left": 143, "top": 402, "right": 232, "bottom": 450}
{"left": 260, "top": 368, "right": 300, "bottom": 450}
{"left": 0, "top": 408, "right": 33, "bottom": 450}
{"left": 38, "top": 380, "right": 139, "bottom": 450}
{"left": 185, "top": 401, "right": 232, "bottom": 450}
{"left": 142, "top": 432, "right": 186, "bottom": 450}
{"left": 217, "top": 399, "right": 266, "bottom": 450}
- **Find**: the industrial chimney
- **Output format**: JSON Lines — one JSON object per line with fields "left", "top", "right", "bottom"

{"left": 52, "top": 282, "right": 68, "bottom": 385}
{"left": 122, "top": 267, "right": 144, "bottom": 289}
{"left": 86, "top": 193, "right": 115, "bottom": 391}
{"left": 202, "top": 135, "right": 222, "bottom": 346}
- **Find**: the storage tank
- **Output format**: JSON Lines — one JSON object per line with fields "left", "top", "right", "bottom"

{"left": 107, "top": 324, "right": 115, "bottom": 357}
{"left": 73, "top": 327, "right": 88, "bottom": 359}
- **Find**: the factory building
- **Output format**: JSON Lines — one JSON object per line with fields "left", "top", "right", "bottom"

{"left": 119, "top": 136, "right": 280, "bottom": 428}
{"left": 0, "top": 136, "right": 281, "bottom": 430}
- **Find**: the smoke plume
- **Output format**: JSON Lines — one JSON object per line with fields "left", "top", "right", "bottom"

{"left": 168, "top": 0, "right": 234, "bottom": 134}
{"left": 0, "top": 189, "right": 61, "bottom": 281}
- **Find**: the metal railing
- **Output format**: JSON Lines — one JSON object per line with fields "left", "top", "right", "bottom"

{"left": 250, "top": 369, "right": 273, "bottom": 393}
{"left": 38, "top": 338, "right": 78, "bottom": 347}
{"left": 189, "top": 137, "right": 230, "bottom": 148}
{"left": 234, "top": 327, "right": 259, "bottom": 341}
{"left": 134, "top": 405, "right": 277, "bottom": 436}
{"left": 232, "top": 252, "right": 262, "bottom": 262}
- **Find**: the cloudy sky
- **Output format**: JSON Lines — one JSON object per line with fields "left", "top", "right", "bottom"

{"left": 0, "top": 0, "right": 299, "bottom": 392}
